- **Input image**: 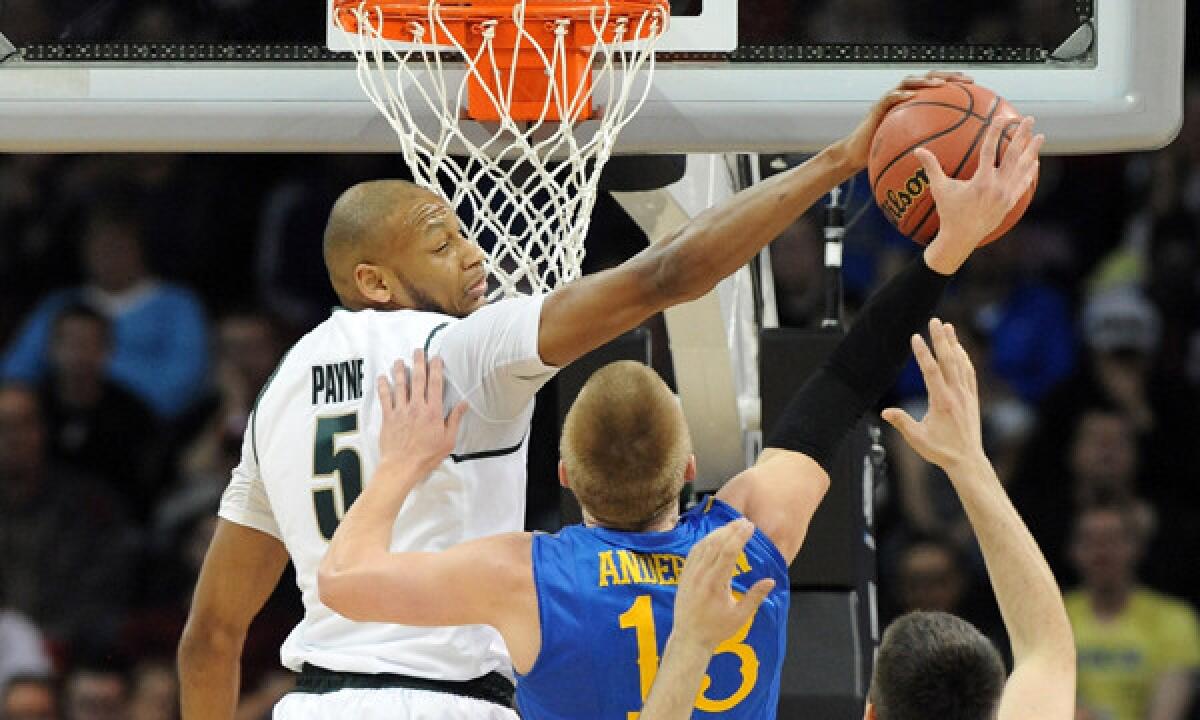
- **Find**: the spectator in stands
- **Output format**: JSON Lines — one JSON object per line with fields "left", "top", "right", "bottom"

{"left": 0, "top": 200, "right": 210, "bottom": 418}
{"left": 0, "top": 156, "right": 69, "bottom": 330}
{"left": 128, "top": 660, "right": 177, "bottom": 720}
{"left": 892, "top": 535, "right": 1008, "bottom": 661}
{"left": 254, "top": 156, "right": 386, "bottom": 330}
{"left": 62, "top": 663, "right": 129, "bottom": 720}
{"left": 1017, "top": 405, "right": 1156, "bottom": 586}
{"left": 1078, "top": 290, "right": 1166, "bottom": 435}
{"left": 1067, "top": 409, "right": 1143, "bottom": 508}
{"left": 896, "top": 536, "right": 967, "bottom": 616}
{"left": 1, "top": 674, "right": 60, "bottom": 720}
{"left": 1143, "top": 211, "right": 1200, "bottom": 379}
{"left": 1067, "top": 501, "right": 1200, "bottom": 720}
{"left": 1016, "top": 288, "right": 1200, "bottom": 598}
{"left": 120, "top": 488, "right": 297, "bottom": 717}
{"left": 955, "top": 231, "right": 1077, "bottom": 405}
{"left": 37, "top": 303, "right": 159, "bottom": 521}
{"left": 0, "top": 567, "right": 53, "bottom": 697}
{"left": 889, "top": 227, "right": 1075, "bottom": 443}
{"left": 177, "top": 311, "right": 284, "bottom": 485}
{"left": 0, "top": 385, "right": 136, "bottom": 656}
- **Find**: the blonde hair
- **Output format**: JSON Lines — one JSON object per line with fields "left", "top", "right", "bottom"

{"left": 560, "top": 361, "right": 691, "bottom": 530}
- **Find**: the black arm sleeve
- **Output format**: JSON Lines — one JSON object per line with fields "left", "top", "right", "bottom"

{"left": 765, "top": 256, "right": 950, "bottom": 471}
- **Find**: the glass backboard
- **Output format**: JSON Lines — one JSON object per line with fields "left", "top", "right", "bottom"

{"left": 0, "top": 0, "right": 1184, "bottom": 153}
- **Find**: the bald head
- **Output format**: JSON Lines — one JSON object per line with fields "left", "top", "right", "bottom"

{"left": 323, "top": 179, "right": 439, "bottom": 307}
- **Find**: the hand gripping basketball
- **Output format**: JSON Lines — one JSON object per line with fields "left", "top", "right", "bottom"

{"left": 839, "top": 71, "right": 974, "bottom": 171}
{"left": 869, "top": 82, "right": 1041, "bottom": 251}
{"left": 918, "top": 116, "right": 1044, "bottom": 275}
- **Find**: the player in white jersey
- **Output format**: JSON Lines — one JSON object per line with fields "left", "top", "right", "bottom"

{"left": 177, "top": 72, "right": 967, "bottom": 720}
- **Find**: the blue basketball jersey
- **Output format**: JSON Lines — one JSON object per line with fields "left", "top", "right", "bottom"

{"left": 516, "top": 497, "right": 791, "bottom": 719}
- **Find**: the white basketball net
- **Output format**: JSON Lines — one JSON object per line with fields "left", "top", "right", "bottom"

{"left": 342, "top": 1, "right": 667, "bottom": 298}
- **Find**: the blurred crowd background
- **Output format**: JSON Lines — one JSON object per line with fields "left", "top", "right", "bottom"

{"left": 2, "top": 2, "right": 1200, "bottom": 720}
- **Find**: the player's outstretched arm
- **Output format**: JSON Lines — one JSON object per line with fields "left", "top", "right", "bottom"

{"left": 717, "top": 116, "right": 1043, "bottom": 563}
{"left": 883, "top": 319, "right": 1074, "bottom": 720}
{"left": 178, "top": 520, "right": 289, "bottom": 720}
{"left": 641, "top": 519, "right": 774, "bottom": 720}
{"left": 318, "top": 351, "right": 539, "bottom": 666}
{"left": 536, "top": 72, "right": 969, "bottom": 368}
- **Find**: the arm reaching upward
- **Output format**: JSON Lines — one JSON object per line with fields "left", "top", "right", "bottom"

{"left": 536, "top": 72, "right": 971, "bottom": 368}
{"left": 883, "top": 319, "right": 1075, "bottom": 720}
{"left": 719, "top": 115, "right": 1044, "bottom": 562}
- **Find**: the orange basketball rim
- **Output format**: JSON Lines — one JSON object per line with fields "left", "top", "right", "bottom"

{"left": 333, "top": 0, "right": 668, "bottom": 122}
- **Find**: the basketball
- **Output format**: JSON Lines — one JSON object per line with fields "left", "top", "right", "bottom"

{"left": 868, "top": 82, "right": 1037, "bottom": 246}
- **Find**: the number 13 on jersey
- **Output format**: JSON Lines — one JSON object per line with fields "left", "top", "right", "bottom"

{"left": 618, "top": 592, "right": 760, "bottom": 719}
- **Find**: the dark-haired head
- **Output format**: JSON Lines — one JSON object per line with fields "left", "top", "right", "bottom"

{"left": 49, "top": 303, "right": 113, "bottom": 384}
{"left": 82, "top": 195, "right": 148, "bottom": 294}
{"left": 897, "top": 535, "right": 968, "bottom": 615}
{"left": 867, "top": 611, "right": 1005, "bottom": 720}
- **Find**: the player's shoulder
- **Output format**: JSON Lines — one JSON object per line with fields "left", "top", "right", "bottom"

{"left": 292, "top": 307, "right": 455, "bottom": 360}
{"left": 685, "top": 495, "right": 743, "bottom": 526}
{"left": 531, "top": 523, "right": 590, "bottom": 551}
{"left": 530, "top": 524, "right": 611, "bottom": 571}
{"left": 440, "top": 294, "right": 545, "bottom": 335}
{"left": 326, "top": 305, "right": 455, "bottom": 335}
{"left": 465, "top": 532, "right": 536, "bottom": 587}
{"left": 494, "top": 530, "right": 536, "bottom": 556}
{"left": 686, "top": 496, "right": 789, "bottom": 578}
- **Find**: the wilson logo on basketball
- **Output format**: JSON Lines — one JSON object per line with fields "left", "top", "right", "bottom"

{"left": 883, "top": 167, "right": 930, "bottom": 222}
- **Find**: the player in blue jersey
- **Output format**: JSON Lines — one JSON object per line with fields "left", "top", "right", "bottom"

{"left": 642, "top": 518, "right": 775, "bottom": 720}
{"left": 317, "top": 115, "right": 1044, "bottom": 718}
{"left": 646, "top": 320, "right": 1076, "bottom": 720}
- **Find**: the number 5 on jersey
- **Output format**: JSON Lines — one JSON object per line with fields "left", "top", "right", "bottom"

{"left": 312, "top": 412, "right": 363, "bottom": 540}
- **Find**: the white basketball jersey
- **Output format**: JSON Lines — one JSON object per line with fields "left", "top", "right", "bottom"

{"left": 219, "top": 295, "right": 556, "bottom": 680}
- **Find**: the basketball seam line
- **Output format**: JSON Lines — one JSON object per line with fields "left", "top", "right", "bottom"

{"left": 906, "top": 94, "right": 1003, "bottom": 242}
{"left": 884, "top": 100, "right": 993, "bottom": 124}
{"left": 870, "top": 83, "right": 976, "bottom": 194}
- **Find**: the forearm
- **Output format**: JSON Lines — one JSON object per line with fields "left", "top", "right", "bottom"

{"left": 640, "top": 634, "right": 712, "bottom": 720}
{"left": 765, "top": 257, "right": 949, "bottom": 470}
{"left": 323, "top": 459, "right": 428, "bottom": 576}
{"left": 179, "top": 627, "right": 243, "bottom": 720}
{"left": 945, "top": 453, "right": 1073, "bottom": 665}
{"left": 660, "top": 145, "right": 856, "bottom": 301}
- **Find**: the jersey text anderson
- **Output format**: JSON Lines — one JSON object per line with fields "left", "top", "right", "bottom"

{"left": 597, "top": 548, "right": 751, "bottom": 588}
